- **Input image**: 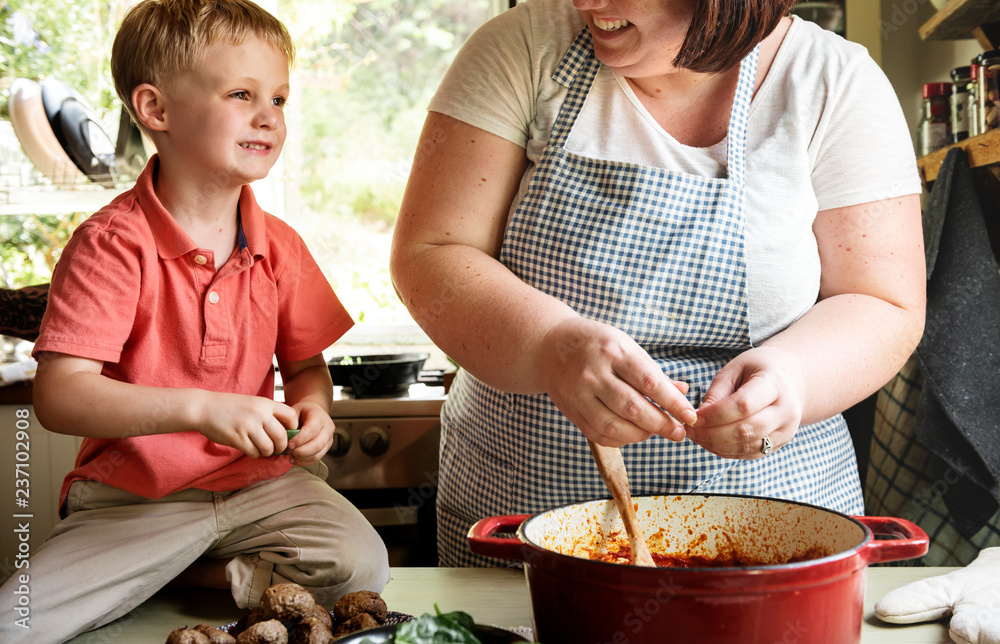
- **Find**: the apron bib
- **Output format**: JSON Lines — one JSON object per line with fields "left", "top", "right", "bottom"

{"left": 438, "top": 31, "right": 863, "bottom": 567}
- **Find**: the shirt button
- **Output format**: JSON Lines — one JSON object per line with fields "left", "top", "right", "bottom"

{"left": 208, "top": 291, "right": 220, "bottom": 304}
{"left": 193, "top": 254, "right": 208, "bottom": 265}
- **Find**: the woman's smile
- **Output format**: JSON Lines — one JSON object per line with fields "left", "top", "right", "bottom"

{"left": 593, "top": 17, "right": 630, "bottom": 31}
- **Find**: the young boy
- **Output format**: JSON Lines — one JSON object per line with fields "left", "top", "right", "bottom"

{"left": 0, "top": 1, "right": 389, "bottom": 641}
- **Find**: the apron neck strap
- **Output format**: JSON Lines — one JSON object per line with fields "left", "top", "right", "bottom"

{"left": 551, "top": 29, "right": 760, "bottom": 185}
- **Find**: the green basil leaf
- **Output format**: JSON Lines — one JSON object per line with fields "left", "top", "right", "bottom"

{"left": 394, "top": 609, "right": 482, "bottom": 644}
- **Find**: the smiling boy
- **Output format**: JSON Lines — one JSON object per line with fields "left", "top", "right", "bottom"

{"left": 0, "top": 1, "right": 389, "bottom": 642}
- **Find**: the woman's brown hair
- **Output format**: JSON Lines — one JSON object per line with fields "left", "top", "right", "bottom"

{"left": 676, "top": 0, "right": 800, "bottom": 74}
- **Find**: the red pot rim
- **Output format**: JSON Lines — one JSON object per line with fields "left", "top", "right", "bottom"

{"left": 469, "top": 493, "right": 928, "bottom": 577}
{"left": 523, "top": 493, "right": 866, "bottom": 572}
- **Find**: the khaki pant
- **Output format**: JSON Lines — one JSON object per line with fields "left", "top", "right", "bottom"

{"left": 0, "top": 462, "right": 389, "bottom": 644}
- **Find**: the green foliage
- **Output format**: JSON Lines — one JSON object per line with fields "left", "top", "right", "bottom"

{"left": 0, "top": 1, "right": 127, "bottom": 117}
{"left": 0, "top": 212, "right": 86, "bottom": 288}
{"left": 0, "top": 0, "right": 489, "bottom": 321}
{"left": 287, "top": 0, "right": 485, "bottom": 220}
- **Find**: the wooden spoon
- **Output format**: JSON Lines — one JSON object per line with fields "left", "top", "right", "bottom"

{"left": 587, "top": 440, "right": 656, "bottom": 567}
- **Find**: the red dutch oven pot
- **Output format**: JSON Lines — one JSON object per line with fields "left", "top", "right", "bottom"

{"left": 468, "top": 494, "right": 928, "bottom": 644}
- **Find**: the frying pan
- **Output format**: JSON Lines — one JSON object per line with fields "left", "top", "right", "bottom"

{"left": 57, "top": 98, "right": 117, "bottom": 187}
{"left": 7, "top": 78, "right": 88, "bottom": 186}
{"left": 40, "top": 78, "right": 117, "bottom": 187}
{"left": 327, "top": 353, "right": 429, "bottom": 397}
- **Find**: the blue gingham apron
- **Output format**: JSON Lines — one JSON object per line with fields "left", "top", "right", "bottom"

{"left": 437, "top": 31, "right": 863, "bottom": 567}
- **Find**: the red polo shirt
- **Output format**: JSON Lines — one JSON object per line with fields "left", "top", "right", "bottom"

{"left": 35, "top": 157, "right": 353, "bottom": 508}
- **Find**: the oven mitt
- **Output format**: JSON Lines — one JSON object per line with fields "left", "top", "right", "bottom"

{"left": 874, "top": 547, "right": 1000, "bottom": 644}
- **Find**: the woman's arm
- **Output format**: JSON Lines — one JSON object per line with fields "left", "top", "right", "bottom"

{"left": 33, "top": 352, "right": 298, "bottom": 457}
{"left": 391, "top": 112, "right": 696, "bottom": 446}
{"left": 688, "top": 194, "right": 926, "bottom": 458}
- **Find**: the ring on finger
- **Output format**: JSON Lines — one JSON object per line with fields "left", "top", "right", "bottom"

{"left": 761, "top": 435, "right": 774, "bottom": 456}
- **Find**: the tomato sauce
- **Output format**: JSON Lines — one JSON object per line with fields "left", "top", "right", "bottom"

{"left": 590, "top": 545, "right": 830, "bottom": 567}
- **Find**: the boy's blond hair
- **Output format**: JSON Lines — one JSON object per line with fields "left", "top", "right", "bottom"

{"left": 111, "top": 0, "right": 294, "bottom": 128}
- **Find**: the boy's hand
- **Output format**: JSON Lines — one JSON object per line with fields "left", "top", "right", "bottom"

{"left": 285, "top": 402, "right": 334, "bottom": 466}
{"left": 197, "top": 391, "right": 298, "bottom": 458}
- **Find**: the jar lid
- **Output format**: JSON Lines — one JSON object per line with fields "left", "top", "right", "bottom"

{"left": 975, "top": 50, "right": 1000, "bottom": 64}
{"left": 923, "top": 82, "right": 953, "bottom": 98}
{"left": 951, "top": 65, "right": 972, "bottom": 81}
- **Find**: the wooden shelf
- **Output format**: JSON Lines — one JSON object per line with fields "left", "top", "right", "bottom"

{"left": 917, "top": 128, "right": 1000, "bottom": 183}
{"left": 920, "top": 0, "right": 1000, "bottom": 43}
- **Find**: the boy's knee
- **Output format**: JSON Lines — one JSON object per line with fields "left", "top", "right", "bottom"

{"left": 286, "top": 522, "right": 389, "bottom": 609}
{"left": 301, "top": 534, "right": 390, "bottom": 609}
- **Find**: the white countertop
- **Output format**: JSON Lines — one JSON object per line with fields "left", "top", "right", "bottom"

{"left": 64, "top": 566, "right": 957, "bottom": 643}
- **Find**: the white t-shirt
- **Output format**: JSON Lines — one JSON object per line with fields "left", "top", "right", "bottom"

{"left": 428, "top": 0, "right": 921, "bottom": 343}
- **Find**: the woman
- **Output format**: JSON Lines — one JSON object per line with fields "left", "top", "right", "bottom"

{"left": 391, "top": 0, "right": 925, "bottom": 566}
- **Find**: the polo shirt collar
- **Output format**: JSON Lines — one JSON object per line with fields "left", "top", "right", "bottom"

{"left": 236, "top": 182, "right": 266, "bottom": 260}
{"left": 136, "top": 154, "right": 268, "bottom": 262}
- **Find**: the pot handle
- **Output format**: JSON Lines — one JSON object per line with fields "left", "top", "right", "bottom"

{"left": 855, "top": 516, "right": 929, "bottom": 565}
{"left": 467, "top": 514, "right": 532, "bottom": 561}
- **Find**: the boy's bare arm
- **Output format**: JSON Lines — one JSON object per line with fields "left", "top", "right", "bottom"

{"left": 34, "top": 352, "right": 298, "bottom": 458}
{"left": 276, "top": 353, "right": 334, "bottom": 465}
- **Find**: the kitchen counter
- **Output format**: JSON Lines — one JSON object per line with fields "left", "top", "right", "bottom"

{"left": 62, "top": 566, "right": 957, "bottom": 643}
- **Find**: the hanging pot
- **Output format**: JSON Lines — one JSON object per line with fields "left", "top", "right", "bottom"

{"left": 468, "top": 493, "right": 927, "bottom": 644}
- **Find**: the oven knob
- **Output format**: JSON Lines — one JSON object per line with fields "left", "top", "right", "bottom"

{"left": 360, "top": 426, "right": 389, "bottom": 457}
{"left": 328, "top": 427, "right": 352, "bottom": 458}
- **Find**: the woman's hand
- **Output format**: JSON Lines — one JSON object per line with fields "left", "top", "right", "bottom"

{"left": 685, "top": 346, "right": 805, "bottom": 459}
{"left": 539, "top": 317, "right": 697, "bottom": 447}
{"left": 285, "top": 402, "right": 335, "bottom": 466}
{"left": 196, "top": 391, "right": 299, "bottom": 458}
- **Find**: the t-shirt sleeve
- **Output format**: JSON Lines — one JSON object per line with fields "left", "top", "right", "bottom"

{"left": 272, "top": 226, "right": 354, "bottom": 362}
{"left": 427, "top": 3, "right": 537, "bottom": 148}
{"left": 809, "top": 53, "right": 922, "bottom": 211}
{"left": 33, "top": 221, "right": 141, "bottom": 363}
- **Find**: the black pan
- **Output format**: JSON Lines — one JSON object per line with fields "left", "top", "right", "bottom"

{"left": 40, "top": 79, "right": 117, "bottom": 187}
{"left": 327, "top": 353, "right": 429, "bottom": 397}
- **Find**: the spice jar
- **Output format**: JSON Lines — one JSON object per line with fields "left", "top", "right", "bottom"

{"left": 950, "top": 66, "right": 971, "bottom": 142}
{"left": 918, "top": 82, "right": 952, "bottom": 157}
{"left": 976, "top": 50, "right": 1000, "bottom": 133}
{"left": 970, "top": 62, "right": 980, "bottom": 137}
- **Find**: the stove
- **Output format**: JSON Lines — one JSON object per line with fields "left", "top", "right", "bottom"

{"left": 328, "top": 382, "right": 447, "bottom": 420}
{"left": 322, "top": 383, "right": 445, "bottom": 489}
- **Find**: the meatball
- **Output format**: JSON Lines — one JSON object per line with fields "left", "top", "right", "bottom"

{"left": 332, "top": 590, "right": 387, "bottom": 624}
{"left": 333, "top": 613, "right": 379, "bottom": 637}
{"left": 231, "top": 608, "right": 268, "bottom": 638}
{"left": 193, "top": 624, "right": 237, "bottom": 644}
{"left": 261, "top": 582, "right": 317, "bottom": 622}
{"left": 289, "top": 616, "right": 333, "bottom": 644}
{"left": 235, "top": 619, "right": 288, "bottom": 644}
{"left": 166, "top": 627, "right": 211, "bottom": 644}
{"left": 307, "top": 605, "right": 333, "bottom": 632}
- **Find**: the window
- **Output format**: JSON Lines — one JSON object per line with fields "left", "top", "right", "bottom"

{"left": 1, "top": 0, "right": 502, "bottom": 341}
